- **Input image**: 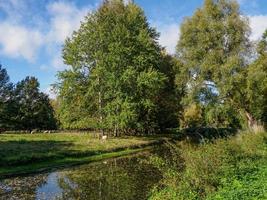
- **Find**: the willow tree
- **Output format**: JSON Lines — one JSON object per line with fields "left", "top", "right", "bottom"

{"left": 246, "top": 30, "right": 267, "bottom": 127}
{"left": 58, "top": 0, "right": 166, "bottom": 135}
{"left": 177, "top": 0, "right": 251, "bottom": 128}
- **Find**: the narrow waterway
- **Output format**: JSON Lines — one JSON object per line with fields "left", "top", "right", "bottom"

{"left": 0, "top": 146, "right": 171, "bottom": 200}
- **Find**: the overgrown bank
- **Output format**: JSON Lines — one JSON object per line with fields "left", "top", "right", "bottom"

{"left": 0, "top": 133, "right": 164, "bottom": 178}
{"left": 149, "top": 131, "right": 267, "bottom": 200}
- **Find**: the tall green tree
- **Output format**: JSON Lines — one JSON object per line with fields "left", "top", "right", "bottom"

{"left": 177, "top": 0, "right": 251, "bottom": 128}
{"left": 14, "top": 76, "right": 57, "bottom": 130}
{"left": 156, "top": 53, "right": 183, "bottom": 130}
{"left": 246, "top": 30, "right": 267, "bottom": 126}
{"left": 0, "top": 65, "right": 14, "bottom": 130}
{"left": 58, "top": 0, "right": 166, "bottom": 135}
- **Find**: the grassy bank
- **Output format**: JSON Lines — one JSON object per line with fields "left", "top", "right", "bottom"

{"left": 149, "top": 131, "right": 267, "bottom": 200}
{"left": 0, "top": 133, "right": 162, "bottom": 178}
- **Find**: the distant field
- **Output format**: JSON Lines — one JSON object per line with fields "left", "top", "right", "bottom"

{"left": 0, "top": 133, "right": 162, "bottom": 177}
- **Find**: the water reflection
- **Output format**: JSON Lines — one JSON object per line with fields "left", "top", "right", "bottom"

{"left": 0, "top": 151, "right": 162, "bottom": 200}
{"left": 0, "top": 174, "right": 48, "bottom": 199}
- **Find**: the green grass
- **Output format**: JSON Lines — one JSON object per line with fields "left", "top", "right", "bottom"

{"left": 149, "top": 131, "right": 267, "bottom": 200}
{"left": 0, "top": 132, "right": 162, "bottom": 178}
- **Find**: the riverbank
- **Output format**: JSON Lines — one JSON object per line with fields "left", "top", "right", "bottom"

{"left": 149, "top": 131, "right": 267, "bottom": 200}
{"left": 0, "top": 133, "right": 165, "bottom": 178}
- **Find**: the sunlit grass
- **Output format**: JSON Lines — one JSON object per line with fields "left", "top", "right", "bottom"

{"left": 0, "top": 132, "right": 161, "bottom": 177}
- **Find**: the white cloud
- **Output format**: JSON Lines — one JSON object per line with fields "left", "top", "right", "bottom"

{"left": 51, "top": 54, "right": 67, "bottom": 70}
{"left": 44, "top": 1, "right": 91, "bottom": 70}
{"left": 46, "top": 1, "right": 89, "bottom": 44}
{"left": 0, "top": 22, "right": 43, "bottom": 62}
{"left": 2, "top": 0, "right": 265, "bottom": 67}
{"left": 0, "top": 0, "right": 27, "bottom": 23}
{"left": 0, "top": 1, "right": 91, "bottom": 66}
{"left": 249, "top": 15, "right": 267, "bottom": 41}
{"left": 157, "top": 23, "right": 180, "bottom": 54}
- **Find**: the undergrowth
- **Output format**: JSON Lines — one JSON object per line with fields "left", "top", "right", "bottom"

{"left": 149, "top": 131, "right": 267, "bottom": 200}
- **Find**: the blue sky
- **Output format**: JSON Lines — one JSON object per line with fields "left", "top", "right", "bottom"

{"left": 0, "top": 0, "right": 267, "bottom": 97}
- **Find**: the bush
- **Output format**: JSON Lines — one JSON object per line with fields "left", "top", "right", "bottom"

{"left": 180, "top": 104, "right": 203, "bottom": 128}
{"left": 149, "top": 132, "right": 267, "bottom": 200}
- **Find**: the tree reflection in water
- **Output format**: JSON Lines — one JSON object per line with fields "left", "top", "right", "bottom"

{"left": 0, "top": 151, "right": 162, "bottom": 200}
{"left": 0, "top": 174, "right": 48, "bottom": 200}
{"left": 56, "top": 152, "right": 161, "bottom": 200}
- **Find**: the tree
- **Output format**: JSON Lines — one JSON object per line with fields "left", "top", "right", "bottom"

{"left": 58, "top": 0, "right": 166, "bottom": 135}
{"left": 155, "top": 53, "right": 183, "bottom": 130}
{"left": 180, "top": 103, "right": 203, "bottom": 128}
{"left": 177, "top": 0, "right": 251, "bottom": 128}
{"left": 14, "top": 76, "right": 57, "bottom": 130}
{"left": 0, "top": 65, "right": 14, "bottom": 130}
{"left": 246, "top": 30, "right": 267, "bottom": 127}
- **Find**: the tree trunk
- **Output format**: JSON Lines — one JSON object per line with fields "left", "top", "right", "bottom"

{"left": 98, "top": 76, "right": 104, "bottom": 137}
{"left": 114, "top": 104, "right": 119, "bottom": 137}
{"left": 114, "top": 124, "right": 118, "bottom": 137}
{"left": 245, "top": 111, "right": 255, "bottom": 129}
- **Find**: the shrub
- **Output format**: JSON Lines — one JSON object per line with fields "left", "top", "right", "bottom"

{"left": 180, "top": 104, "right": 203, "bottom": 128}
{"left": 149, "top": 131, "right": 267, "bottom": 200}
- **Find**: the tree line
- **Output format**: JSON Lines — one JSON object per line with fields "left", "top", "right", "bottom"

{"left": 1, "top": 0, "right": 266, "bottom": 134}
{"left": 0, "top": 66, "right": 57, "bottom": 131}
{"left": 56, "top": 0, "right": 266, "bottom": 135}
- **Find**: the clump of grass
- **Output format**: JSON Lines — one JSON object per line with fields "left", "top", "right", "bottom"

{"left": 250, "top": 124, "right": 265, "bottom": 133}
{"left": 149, "top": 131, "right": 267, "bottom": 200}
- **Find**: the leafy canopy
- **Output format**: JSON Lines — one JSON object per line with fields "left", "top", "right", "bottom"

{"left": 58, "top": 0, "right": 167, "bottom": 134}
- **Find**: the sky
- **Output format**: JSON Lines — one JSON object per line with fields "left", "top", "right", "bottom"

{"left": 0, "top": 0, "right": 267, "bottom": 97}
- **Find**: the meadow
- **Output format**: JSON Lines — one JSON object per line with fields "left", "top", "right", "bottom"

{"left": 0, "top": 132, "right": 161, "bottom": 178}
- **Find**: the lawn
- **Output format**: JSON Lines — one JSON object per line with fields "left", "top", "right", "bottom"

{"left": 0, "top": 132, "right": 162, "bottom": 178}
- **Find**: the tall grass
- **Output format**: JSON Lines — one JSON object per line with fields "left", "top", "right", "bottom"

{"left": 250, "top": 124, "right": 265, "bottom": 133}
{"left": 149, "top": 131, "right": 267, "bottom": 200}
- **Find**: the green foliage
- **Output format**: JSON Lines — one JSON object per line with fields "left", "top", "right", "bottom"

{"left": 0, "top": 67, "right": 57, "bottom": 131}
{"left": 204, "top": 104, "right": 242, "bottom": 128}
{"left": 180, "top": 103, "right": 203, "bottom": 128}
{"left": 246, "top": 30, "right": 267, "bottom": 125}
{"left": 13, "top": 77, "right": 57, "bottom": 130}
{"left": 56, "top": 0, "right": 266, "bottom": 133}
{"left": 149, "top": 132, "right": 267, "bottom": 200}
{"left": 257, "top": 29, "right": 267, "bottom": 55}
{"left": 206, "top": 163, "right": 267, "bottom": 200}
{"left": 176, "top": 0, "right": 252, "bottom": 128}
{"left": 0, "top": 65, "right": 14, "bottom": 130}
{"left": 58, "top": 0, "right": 168, "bottom": 134}
{"left": 156, "top": 54, "right": 182, "bottom": 130}
{"left": 2, "top": 0, "right": 265, "bottom": 137}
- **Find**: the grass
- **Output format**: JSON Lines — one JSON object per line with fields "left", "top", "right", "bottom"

{"left": 148, "top": 131, "right": 267, "bottom": 200}
{"left": 0, "top": 132, "right": 162, "bottom": 178}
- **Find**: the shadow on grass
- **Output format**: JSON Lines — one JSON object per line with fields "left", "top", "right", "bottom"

{"left": 0, "top": 140, "right": 76, "bottom": 167}
{"left": 170, "top": 127, "right": 238, "bottom": 144}
{"left": 0, "top": 138, "right": 161, "bottom": 168}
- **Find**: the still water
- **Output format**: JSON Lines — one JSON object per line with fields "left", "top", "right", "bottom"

{"left": 0, "top": 150, "right": 165, "bottom": 200}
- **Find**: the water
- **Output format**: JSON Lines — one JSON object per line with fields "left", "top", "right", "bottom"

{"left": 0, "top": 150, "right": 163, "bottom": 200}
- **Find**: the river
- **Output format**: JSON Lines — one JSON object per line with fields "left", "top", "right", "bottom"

{"left": 0, "top": 147, "right": 170, "bottom": 200}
